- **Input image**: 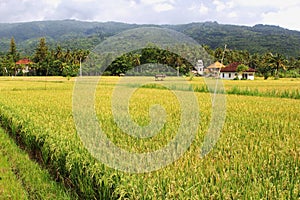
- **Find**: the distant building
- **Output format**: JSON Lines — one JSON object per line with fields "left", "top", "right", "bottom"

{"left": 193, "top": 60, "right": 205, "bottom": 76}
{"left": 16, "top": 58, "right": 33, "bottom": 74}
{"left": 206, "top": 61, "right": 225, "bottom": 77}
{"left": 220, "top": 62, "right": 256, "bottom": 80}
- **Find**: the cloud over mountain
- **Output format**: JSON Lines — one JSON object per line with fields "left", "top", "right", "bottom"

{"left": 0, "top": 0, "right": 299, "bottom": 31}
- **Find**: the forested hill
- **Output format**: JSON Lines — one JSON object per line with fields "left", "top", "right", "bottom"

{"left": 1, "top": 20, "right": 300, "bottom": 57}
{"left": 169, "top": 22, "right": 300, "bottom": 57}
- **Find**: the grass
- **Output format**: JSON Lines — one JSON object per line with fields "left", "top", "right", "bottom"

{"left": 111, "top": 77, "right": 300, "bottom": 99}
{"left": 0, "top": 132, "right": 28, "bottom": 200}
{"left": 190, "top": 77, "right": 300, "bottom": 99}
{"left": 0, "top": 76, "right": 299, "bottom": 199}
{"left": 0, "top": 127, "right": 73, "bottom": 200}
{"left": 226, "top": 85, "right": 300, "bottom": 99}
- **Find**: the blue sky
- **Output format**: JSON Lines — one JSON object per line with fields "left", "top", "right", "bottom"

{"left": 0, "top": 0, "right": 299, "bottom": 31}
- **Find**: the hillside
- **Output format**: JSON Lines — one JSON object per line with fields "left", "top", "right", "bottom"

{"left": 0, "top": 20, "right": 300, "bottom": 57}
{"left": 169, "top": 22, "right": 300, "bottom": 57}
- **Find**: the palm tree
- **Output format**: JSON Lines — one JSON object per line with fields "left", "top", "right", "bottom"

{"left": 266, "top": 53, "right": 287, "bottom": 78}
{"left": 249, "top": 53, "right": 262, "bottom": 70}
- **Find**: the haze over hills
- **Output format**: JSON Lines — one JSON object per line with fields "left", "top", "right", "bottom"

{"left": 0, "top": 20, "right": 300, "bottom": 57}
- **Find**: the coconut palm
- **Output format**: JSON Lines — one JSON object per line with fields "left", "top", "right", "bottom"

{"left": 266, "top": 53, "right": 287, "bottom": 78}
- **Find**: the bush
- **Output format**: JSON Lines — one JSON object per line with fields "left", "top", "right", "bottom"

{"left": 102, "top": 71, "right": 112, "bottom": 76}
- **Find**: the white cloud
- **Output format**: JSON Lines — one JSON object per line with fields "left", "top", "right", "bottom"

{"left": 213, "top": 0, "right": 233, "bottom": 12}
{"left": 0, "top": 0, "right": 54, "bottom": 22}
{"left": 261, "top": 4, "right": 300, "bottom": 30}
{"left": 231, "top": 0, "right": 298, "bottom": 8}
{"left": 0, "top": 0, "right": 300, "bottom": 31}
{"left": 228, "top": 11, "right": 237, "bottom": 18}
{"left": 199, "top": 3, "right": 209, "bottom": 15}
{"left": 141, "top": 0, "right": 171, "bottom": 5}
{"left": 153, "top": 3, "right": 174, "bottom": 12}
{"left": 71, "top": 0, "right": 95, "bottom": 2}
{"left": 226, "top": 1, "right": 234, "bottom": 9}
{"left": 213, "top": 0, "right": 226, "bottom": 12}
{"left": 43, "top": 0, "right": 61, "bottom": 7}
{"left": 129, "top": 0, "right": 137, "bottom": 7}
{"left": 138, "top": 0, "right": 175, "bottom": 12}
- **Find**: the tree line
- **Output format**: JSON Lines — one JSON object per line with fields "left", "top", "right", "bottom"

{"left": 1, "top": 37, "right": 300, "bottom": 79}
{"left": 205, "top": 45, "right": 300, "bottom": 79}
{"left": 0, "top": 37, "right": 89, "bottom": 77}
{"left": 103, "top": 47, "right": 194, "bottom": 76}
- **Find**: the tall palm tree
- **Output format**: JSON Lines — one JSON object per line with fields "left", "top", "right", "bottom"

{"left": 266, "top": 53, "right": 287, "bottom": 78}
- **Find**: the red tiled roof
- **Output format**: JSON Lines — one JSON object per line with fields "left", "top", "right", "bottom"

{"left": 220, "top": 62, "right": 256, "bottom": 72}
{"left": 16, "top": 58, "right": 33, "bottom": 65}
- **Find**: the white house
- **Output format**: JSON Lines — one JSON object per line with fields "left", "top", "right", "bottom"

{"left": 220, "top": 62, "right": 256, "bottom": 80}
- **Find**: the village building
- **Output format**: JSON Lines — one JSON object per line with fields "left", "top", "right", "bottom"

{"left": 193, "top": 60, "right": 205, "bottom": 76}
{"left": 220, "top": 62, "right": 256, "bottom": 80}
{"left": 206, "top": 61, "right": 225, "bottom": 77}
{"left": 16, "top": 58, "right": 33, "bottom": 74}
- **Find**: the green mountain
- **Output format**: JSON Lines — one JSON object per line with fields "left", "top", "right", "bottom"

{"left": 0, "top": 20, "right": 300, "bottom": 57}
{"left": 169, "top": 22, "right": 300, "bottom": 57}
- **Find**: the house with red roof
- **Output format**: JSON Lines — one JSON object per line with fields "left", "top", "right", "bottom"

{"left": 16, "top": 58, "right": 34, "bottom": 74}
{"left": 220, "top": 62, "right": 256, "bottom": 80}
{"left": 16, "top": 58, "right": 33, "bottom": 65}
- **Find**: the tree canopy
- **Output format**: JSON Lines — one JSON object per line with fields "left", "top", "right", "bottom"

{"left": 0, "top": 36, "right": 299, "bottom": 78}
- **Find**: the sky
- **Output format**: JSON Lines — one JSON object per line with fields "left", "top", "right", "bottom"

{"left": 0, "top": 0, "right": 300, "bottom": 31}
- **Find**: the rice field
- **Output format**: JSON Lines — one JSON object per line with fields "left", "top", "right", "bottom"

{"left": 0, "top": 127, "right": 72, "bottom": 199}
{"left": 0, "top": 76, "right": 299, "bottom": 199}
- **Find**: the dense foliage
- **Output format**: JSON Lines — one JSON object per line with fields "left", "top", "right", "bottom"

{"left": 1, "top": 21, "right": 300, "bottom": 78}
{"left": 207, "top": 46, "right": 300, "bottom": 79}
{"left": 0, "top": 37, "right": 89, "bottom": 77}
{"left": 1, "top": 20, "right": 300, "bottom": 57}
{"left": 171, "top": 22, "right": 300, "bottom": 57}
{"left": 1, "top": 36, "right": 300, "bottom": 78}
{"left": 104, "top": 47, "right": 193, "bottom": 76}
